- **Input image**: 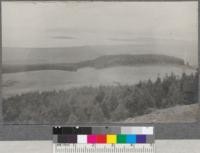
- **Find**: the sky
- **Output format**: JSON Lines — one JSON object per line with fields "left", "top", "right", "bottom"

{"left": 1, "top": 1, "right": 198, "bottom": 65}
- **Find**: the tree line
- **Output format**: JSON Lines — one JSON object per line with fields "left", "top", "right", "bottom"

{"left": 3, "top": 72, "right": 198, "bottom": 124}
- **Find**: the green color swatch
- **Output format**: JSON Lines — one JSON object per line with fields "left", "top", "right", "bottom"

{"left": 117, "top": 134, "right": 126, "bottom": 143}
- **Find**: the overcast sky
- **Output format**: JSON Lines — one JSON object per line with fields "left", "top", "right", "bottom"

{"left": 2, "top": 1, "right": 198, "bottom": 65}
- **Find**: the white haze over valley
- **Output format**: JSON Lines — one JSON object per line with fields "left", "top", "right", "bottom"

{"left": 2, "top": 2, "right": 198, "bottom": 97}
{"left": 2, "top": 2, "right": 198, "bottom": 66}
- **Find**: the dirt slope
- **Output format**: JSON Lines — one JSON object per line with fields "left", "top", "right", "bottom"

{"left": 125, "top": 104, "right": 199, "bottom": 123}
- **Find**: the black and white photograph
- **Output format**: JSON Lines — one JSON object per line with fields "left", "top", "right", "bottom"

{"left": 2, "top": 1, "right": 198, "bottom": 124}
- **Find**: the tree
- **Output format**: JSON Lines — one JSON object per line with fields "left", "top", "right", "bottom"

{"left": 111, "top": 103, "right": 129, "bottom": 121}
{"left": 166, "top": 83, "right": 185, "bottom": 106}
{"left": 152, "top": 77, "right": 165, "bottom": 108}
{"left": 90, "top": 104, "right": 105, "bottom": 122}
{"left": 95, "top": 88, "right": 105, "bottom": 104}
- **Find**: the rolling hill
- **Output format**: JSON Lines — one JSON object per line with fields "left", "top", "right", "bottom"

{"left": 3, "top": 54, "right": 186, "bottom": 73}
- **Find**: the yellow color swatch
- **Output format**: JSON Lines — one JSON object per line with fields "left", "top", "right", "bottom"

{"left": 106, "top": 135, "right": 117, "bottom": 144}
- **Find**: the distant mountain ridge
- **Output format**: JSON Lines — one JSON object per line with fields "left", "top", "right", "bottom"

{"left": 3, "top": 54, "right": 186, "bottom": 73}
{"left": 76, "top": 54, "right": 185, "bottom": 69}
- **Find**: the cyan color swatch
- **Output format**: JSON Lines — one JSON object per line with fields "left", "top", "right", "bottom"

{"left": 126, "top": 135, "right": 136, "bottom": 143}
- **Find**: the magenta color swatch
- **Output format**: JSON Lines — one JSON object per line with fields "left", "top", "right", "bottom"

{"left": 87, "top": 135, "right": 97, "bottom": 143}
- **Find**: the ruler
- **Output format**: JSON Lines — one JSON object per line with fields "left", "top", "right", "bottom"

{"left": 52, "top": 126, "right": 155, "bottom": 153}
{"left": 53, "top": 144, "right": 155, "bottom": 153}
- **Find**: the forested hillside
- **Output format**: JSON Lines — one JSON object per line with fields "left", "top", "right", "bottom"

{"left": 3, "top": 72, "right": 198, "bottom": 123}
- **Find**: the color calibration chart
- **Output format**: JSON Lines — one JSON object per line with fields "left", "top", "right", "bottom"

{"left": 53, "top": 126, "right": 155, "bottom": 153}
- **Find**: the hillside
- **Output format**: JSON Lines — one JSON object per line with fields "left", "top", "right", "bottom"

{"left": 76, "top": 54, "right": 185, "bottom": 69}
{"left": 124, "top": 104, "right": 199, "bottom": 123}
{"left": 3, "top": 54, "right": 186, "bottom": 73}
{"left": 3, "top": 72, "right": 198, "bottom": 123}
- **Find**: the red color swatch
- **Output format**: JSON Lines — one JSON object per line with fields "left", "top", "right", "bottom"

{"left": 96, "top": 135, "right": 107, "bottom": 143}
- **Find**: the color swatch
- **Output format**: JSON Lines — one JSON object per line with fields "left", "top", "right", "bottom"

{"left": 53, "top": 126, "right": 154, "bottom": 144}
{"left": 107, "top": 134, "right": 117, "bottom": 144}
